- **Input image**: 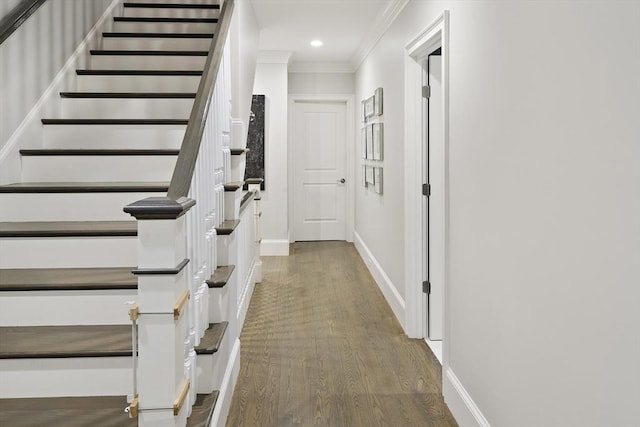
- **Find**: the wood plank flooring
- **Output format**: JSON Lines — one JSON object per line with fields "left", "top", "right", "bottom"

{"left": 226, "top": 242, "right": 457, "bottom": 427}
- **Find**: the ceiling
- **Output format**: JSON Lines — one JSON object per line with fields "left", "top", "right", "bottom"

{"left": 250, "top": 0, "right": 398, "bottom": 72}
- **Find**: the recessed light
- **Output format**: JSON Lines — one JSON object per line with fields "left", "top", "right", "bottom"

{"left": 310, "top": 40, "right": 323, "bottom": 47}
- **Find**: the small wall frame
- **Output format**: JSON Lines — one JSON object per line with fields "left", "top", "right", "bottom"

{"left": 374, "top": 167, "right": 383, "bottom": 194}
{"left": 372, "top": 123, "right": 383, "bottom": 160}
{"left": 374, "top": 87, "right": 383, "bottom": 116}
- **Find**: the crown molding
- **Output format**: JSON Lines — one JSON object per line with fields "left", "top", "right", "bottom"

{"left": 257, "top": 50, "right": 292, "bottom": 64}
{"left": 351, "top": 0, "right": 409, "bottom": 71}
{"left": 288, "top": 61, "right": 354, "bottom": 74}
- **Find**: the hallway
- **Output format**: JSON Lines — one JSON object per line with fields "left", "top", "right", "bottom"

{"left": 226, "top": 242, "right": 457, "bottom": 426}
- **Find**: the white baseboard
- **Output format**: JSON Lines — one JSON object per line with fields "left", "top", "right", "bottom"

{"left": 353, "top": 231, "right": 405, "bottom": 330}
{"left": 260, "top": 239, "right": 290, "bottom": 256}
{"left": 236, "top": 259, "right": 257, "bottom": 329}
{"left": 443, "top": 367, "right": 491, "bottom": 427}
{"left": 210, "top": 337, "right": 240, "bottom": 427}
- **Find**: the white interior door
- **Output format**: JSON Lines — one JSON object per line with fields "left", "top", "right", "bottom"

{"left": 426, "top": 54, "right": 444, "bottom": 341}
{"left": 293, "top": 101, "right": 347, "bottom": 241}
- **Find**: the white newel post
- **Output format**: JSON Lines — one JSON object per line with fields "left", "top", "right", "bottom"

{"left": 124, "top": 198, "right": 196, "bottom": 427}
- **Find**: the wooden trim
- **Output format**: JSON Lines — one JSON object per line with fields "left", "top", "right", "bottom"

{"left": 0, "top": 0, "right": 47, "bottom": 45}
{"left": 173, "top": 290, "right": 190, "bottom": 320}
{"left": 90, "top": 49, "right": 208, "bottom": 56}
{"left": 124, "top": 196, "right": 195, "bottom": 220}
{"left": 167, "top": 0, "right": 235, "bottom": 200}
{"left": 173, "top": 378, "right": 190, "bottom": 416}
{"left": 113, "top": 17, "right": 218, "bottom": 23}
{"left": 223, "top": 181, "right": 244, "bottom": 192}
{"left": 60, "top": 92, "right": 196, "bottom": 98}
{"left": 41, "top": 119, "right": 188, "bottom": 125}
{"left": 20, "top": 149, "right": 180, "bottom": 156}
{"left": 132, "top": 258, "right": 190, "bottom": 276}
{"left": 128, "top": 395, "right": 139, "bottom": 418}
{"left": 129, "top": 304, "right": 139, "bottom": 321}
{"left": 102, "top": 32, "right": 213, "bottom": 39}
{"left": 240, "top": 191, "right": 255, "bottom": 215}
{"left": 124, "top": 2, "right": 220, "bottom": 9}
{"left": 76, "top": 70, "right": 203, "bottom": 76}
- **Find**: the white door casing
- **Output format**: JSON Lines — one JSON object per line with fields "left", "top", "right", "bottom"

{"left": 292, "top": 101, "right": 347, "bottom": 241}
{"left": 404, "top": 11, "right": 449, "bottom": 367}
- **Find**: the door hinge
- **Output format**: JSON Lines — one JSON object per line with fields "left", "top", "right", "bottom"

{"left": 422, "top": 280, "right": 431, "bottom": 294}
{"left": 422, "top": 85, "right": 431, "bottom": 99}
{"left": 422, "top": 183, "right": 431, "bottom": 197}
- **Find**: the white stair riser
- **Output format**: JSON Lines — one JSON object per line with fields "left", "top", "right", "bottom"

{"left": 0, "top": 357, "right": 132, "bottom": 398}
{"left": 43, "top": 125, "right": 185, "bottom": 149}
{"left": 0, "top": 193, "right": 163, "bottom": 222}
{"left": 91, "top": 54, "right": 206, "bottom": 71}
{"left": 77, "top": 75, "right": 200, "bottom": 93}
{"left": 208, "top": 286, "right": 229, "bottom": 323}
{"left": 0, "top": 289, "right": 137, "bottom": 326}
{"left": 59, "top": 98, "right": 193, "bottom": 119}
{"left": 102, "top": 37, "right": 211, "bottom": 51}
{"left": 123, "top": 8, "right": 219, "bottom": 19}
{"left": 22, "top": 155, "right": 177, "bottom": 182}
{"left": 196, "top": 330, "right": 230, "bottom": 394}
{"left": 113, "top": 21, "right": 216, "bottom": 33}
{"left": 0, "top": 237, "right": 137, "bottom": 268}
{"left": 230, "top": 155, "right": 245, "bottom": 183}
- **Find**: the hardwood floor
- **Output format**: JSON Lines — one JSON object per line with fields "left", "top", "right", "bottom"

{"left": 226, "top": 242, "right": 457, "bottom": 427}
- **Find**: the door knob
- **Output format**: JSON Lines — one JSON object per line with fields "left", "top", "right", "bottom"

{"left": 337, "top": 178, "right": 346, "bottom": 184}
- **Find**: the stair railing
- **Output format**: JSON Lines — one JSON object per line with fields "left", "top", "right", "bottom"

{"left": 123, "top": 0, "right": 236, "bottom": 425}
{"left": 0, "top": 0, "right": 47, "bottom": 45}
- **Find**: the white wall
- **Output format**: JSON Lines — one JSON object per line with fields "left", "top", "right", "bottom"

{"left": 253, "top": 55, "right": 290, "bottom": 255}
{"left": 288, "top": 72, "right": 354, "bottom": 95}
{"left": 0, "top": 0, "right": 115, "bottom": 183}
{"left": 356, "top": 1, "right": 640, "bottom": 426}
{"left": 230, "top": 0, "right": 259, "bottom": 148}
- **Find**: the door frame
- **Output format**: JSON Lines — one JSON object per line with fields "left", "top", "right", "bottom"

{"left": 288, "top": 94, "right": 355, "bottom": 243}
{"left": 403, "top": 11, "right": 450, "bottom": 362}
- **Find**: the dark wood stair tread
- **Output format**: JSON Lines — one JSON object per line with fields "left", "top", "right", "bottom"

{"left": 230, "top": 148, "right": 248, "bottom": 155}
{"left": 0, "top": 221, "right": 137, "bottom": 238}
{"left": 0, "top": 393, "right": 217, "bottom": 426}
{"left": 0, "top": 181, "right": 169, "bottom": 193}
{"left": 223, "top": 181, "right": 244, "bottom": 191}
{"left": 186, "top": 391, "right": 220, "bottom": 427}
{"left": 76, "top": 69, "right": 202, "bottom": 76}
{"left": 0, "top": 325, "right": 132, "bottom": 359}
{"left": 103, "top": 32, "right": 213, "bottom": 38}
{"left": 41, "top": 119, "right": 188, "bottom": 125}
{"left": 206, "top": 265, "right": 235, "bottom": 288}
{"left": 215, "top": 220, "right": 239, "bottom": 236}
{"left": 0, "top": 267, "right": 136, "bottom": 291}
{"left": 20, "top": 149, "right": 179, "bottom": 156}
{"left": 123, "top": 2, "right": 221, "bottom": 9}
{"left": 0, "top": 395, "right": 136, "bottom": 427}
{"left": 194, "top": 322, "right": 227, "bottom": 355}
{"left": 114, "top": 17, "right": 218, "bottom": 23}
{"left": 90, "top": 50, "right": 208, "bottom": 56}
{"left": 60, "top": 92, "right": 196, "bottom": 98}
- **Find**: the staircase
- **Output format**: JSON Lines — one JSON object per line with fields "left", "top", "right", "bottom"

{"left": 0, "top": 1, "right": 259, "bottom": 426}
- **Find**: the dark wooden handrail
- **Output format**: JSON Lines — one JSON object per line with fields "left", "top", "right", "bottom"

{"left": 0, "top": 0, "right": 47, "bottom": 45}
{"left": 166, "top": 0, "right": 235, "bottom": 200}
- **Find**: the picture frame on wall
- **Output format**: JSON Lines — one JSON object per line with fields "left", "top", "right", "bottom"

{"left": 372, "top": 123, "right": 383, "bottom": 160}
{"left": 362, "top": 165, "right": 367, "bottom": 187}
{"left": 365, "top": 165, "right": 375, "bottom": 185}
{"left": 361, "top": 100, "right": 367, "bottom": 123}
{"left": 374, "top": 87, "right": 383, "bottom": 116}
{"left": 374, "top": 167, "right": 383, "bottom": 194}
{"left": 364, "top": 95, "right": 375, "bottom": 120}
{"left": 361, "top": 127, "right": 367, "bottom": 159}
{"left": 366, "top": 124, "right": 374, "bottom": 160}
